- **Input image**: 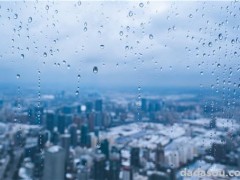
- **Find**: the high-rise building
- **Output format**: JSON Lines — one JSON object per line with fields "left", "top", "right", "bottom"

{"left": 147, "top": 171, "right": 170, "bottom": 180}
{"left": 130, "top": 147, "right": 140, "bottom": 168}
{"left": 85, "top": 102, "right": 93, "bottom": 112}
{"left": 95, "top": 99, "right": 103, "bottom": 112}
{"left": 93, "top": 153, "right": 106, "bottom": 180}
{"left": 57, "top": 115, "right": 66, "bottom": 134}
{"left": 109, "top": 153, "right": 121, "bottom": 180}
{"left": 211, "top": 142, "right": 226, "bottom": 163}
{"left": 95, "top": 112, "right": 103, "bottom": 127}
{"left": 100, "top": 139, "right": 109, "bottom": 159}
{"left": 121, "top": 166, "right": 133, "bottom": 180}
{"left": 43, "top": 146, "right": 66, "bottom": 180}
{"left": 45, "top": 112, "right": 55, "bottom": 132}
{"left": 38, "top": 131, "right": 48, "bottom": 151}
{"left": 81, "top": 124, "right": 88, "bottom": 147}
{"left": 69, "top": 124, "right": 78, "bottom": 147}
{"left": 51, "top": 127, "right": 60, "bottom": 145}
{"left": 60, "top": 133, "right": 71, "bottom": 160}
{"left": 141, "top": 98, "right": 147, "bottom": 112}
{"left": 77, "top": 166, "right": 89, "bottom": 180}
{"left": 155, "top": 143, "right": 165, "bottom": 166}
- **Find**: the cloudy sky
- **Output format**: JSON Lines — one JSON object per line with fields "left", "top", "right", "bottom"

{"left": 0, "top": 1, "right": 239, "bottom": 92}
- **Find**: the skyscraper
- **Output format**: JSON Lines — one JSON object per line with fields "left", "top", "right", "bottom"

{"left": 81, "top": 124, "right": 88, "bottom": 147}
{"left": 43, "top": 146, "right": 66, "bottom": 180}
{"left": 109, "top": 152, "right": 121, "bottom": 180}
{"left": 93, "top": 153, "right": 106, "bottom": 180}
{"left": 45, "top": 112, "right": 55, "bottom": 132}
{"left": 130, "top": 147, "right": 140, "bottom": 168}
{"left": 69, "top": 124, "right": 78, "bottom": 147}
{"left": 95, "top": 99, "right": 103, "bottom": 112}
{"left": 155, "top": 143, "right": 165, "bottom": 166}
{"left": 100, "top": 139, "right": 109, "bottom": 159}
{"left": 141, "top": 98, "right": 147, "bottom": 112}
{"left": 60, "top": 132, "right": 71, "bottom": 160}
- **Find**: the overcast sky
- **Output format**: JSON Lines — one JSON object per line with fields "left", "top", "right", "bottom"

{"left": 0, "top": 1, "right": 239, "bottom": 92}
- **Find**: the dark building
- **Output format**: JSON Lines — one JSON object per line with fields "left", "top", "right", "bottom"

{"left": 130, "top": 147, "right": 140, "bottom": 168}
{"left": 81, "top": 124, "right": 89, "bottom": 147}
{"left": 141, "top": 98, "right": 147, "bottom": 112}
{"left": 45, "top": 112, "right": 55, "bottom": 132}
{"left": 86, "top": 102, "right": 93, "bottom": 112}
{"left": 100, "top": 139, "right": 109, "bottom": 159}
{"left": 69, "top": 124, "right": 78, "bottom": 147}
{"left": 60, "top": 133, "right": 71, "bottom": 160}
{"left": 95, "top": 112, "right": 103, "bottom": 128}
{"left": 148, "top": 171, "right": 170, "bottom": 180}
{"left": 155, "top": 143, "right": 165, "bottom": 166}
{"left": 211, "top": 142, "right": 226, "bottom": 163}
{"left": 57, "top": 115, "right": 66, "bottom": 134}
{"left": 38, "top": 131, "right": 48, "bottom": 150}
{"left": 33, "top": 152, "right": 44, "bottom": 178}
{"left": 109, "top": 153, "right": 121, "bottom": 180}
{"left": 93, "top": 153, "right": 106, "bottom": 180}
{"left": 95, "top": 99, "right": 103, "bottom": 112}
{"left": 51, "top": 128, "right": 60, "bottom": 145}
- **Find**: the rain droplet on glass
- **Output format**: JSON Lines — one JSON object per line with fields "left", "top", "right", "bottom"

{"left": 129, "top": 11, "right": 133, "bottom": 17}
{"left": 139, "top": 3, "right": 144, "bottom": 8}
{"left": 149, "top": 34, "right": 153, "bottom": 39}
{"left": 93, "top": 66, "right": 98, "bottom": 74}
{"left": 28, "top": 17, "right": 32, "bottom": 23}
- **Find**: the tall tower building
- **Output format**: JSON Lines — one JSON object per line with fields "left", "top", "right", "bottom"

{"left": 81, "top": 124, "right": 88, "bottom": 147}
{"left": 95, "top": 99, "right": 103, "bottom": 112}
{"left": 130, "top": 147, "right": 140, "bottom": 168}
{"left": 93, "top": 153, "right": 106, "bottom": 180}
{"left": 43, "top": 146, "right": 66, "bottom": 180}
{"left": 60, "top": 132, "right": 71, "bottom": 160}
{"left": 155, "top": 143, "right": 165, "bottom": 166}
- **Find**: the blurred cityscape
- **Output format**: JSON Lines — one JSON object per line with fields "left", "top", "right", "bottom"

{"left": 0, "top": 89, "right": 240, "bottom": 180}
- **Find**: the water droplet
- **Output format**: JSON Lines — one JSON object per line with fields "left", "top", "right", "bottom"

{"left": 231, "top": 39, "right": 235, "bottom": 44}
{"left": 217, "top": 63, "right": 221, "bottom": 68}
{"left": 14, "top": 13, "right": 18, "bottom": 19}
{"left": 218, "top": 33, "right": 223, "bottom": 40}
{"left": 77, "top": 1, "right": 81, "bottom": 6}
{"left": 45, "top": 5, "right": 49, "bottom": 10}
{"left": 77, "top": 74, "right": 81, "bottom": 79}
{"left": 20, "top": 54, "right": 24, "bottom": 59}
{"left": 75, "top": 90, "right": 79, "bottom": 95}
{"left": 139, "top": 2, "right": 144, "bottom": 8}
{"left": 128, "top": 11, "right": 133, "bottom": 17}
{"left": 43, "top": 52, "right": 47, "bottom": 57}
{"left": 208, "top": 42, "right": 212, "bottom": 47}
{"left": 83, "top": 27, "right": 87, "bottom": 32}
{"left": 149, "top": 34, "right": 153, "bottom": 39}
{"left": 93, "top": 66, "right": 98, "bottom": 74}
{"left": 100, "top": 44, "right": 104, "bottom": 49}
{"left": 67, "top": 64, "right": 71, "bottom": 69}
{"left": 188, "top": 14, "right": 193, "bottom": 18}
{"left": 119, "top": 31, "right": 123, "bottom": 36}
{"left": 28, "top": 17, "right": 32, "bottom": 23}
{"left": 200, "top": 71, "right": 203, "bottom": 75}
{"left": 16, "top": 74, "right": 20, "bottom": 79}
